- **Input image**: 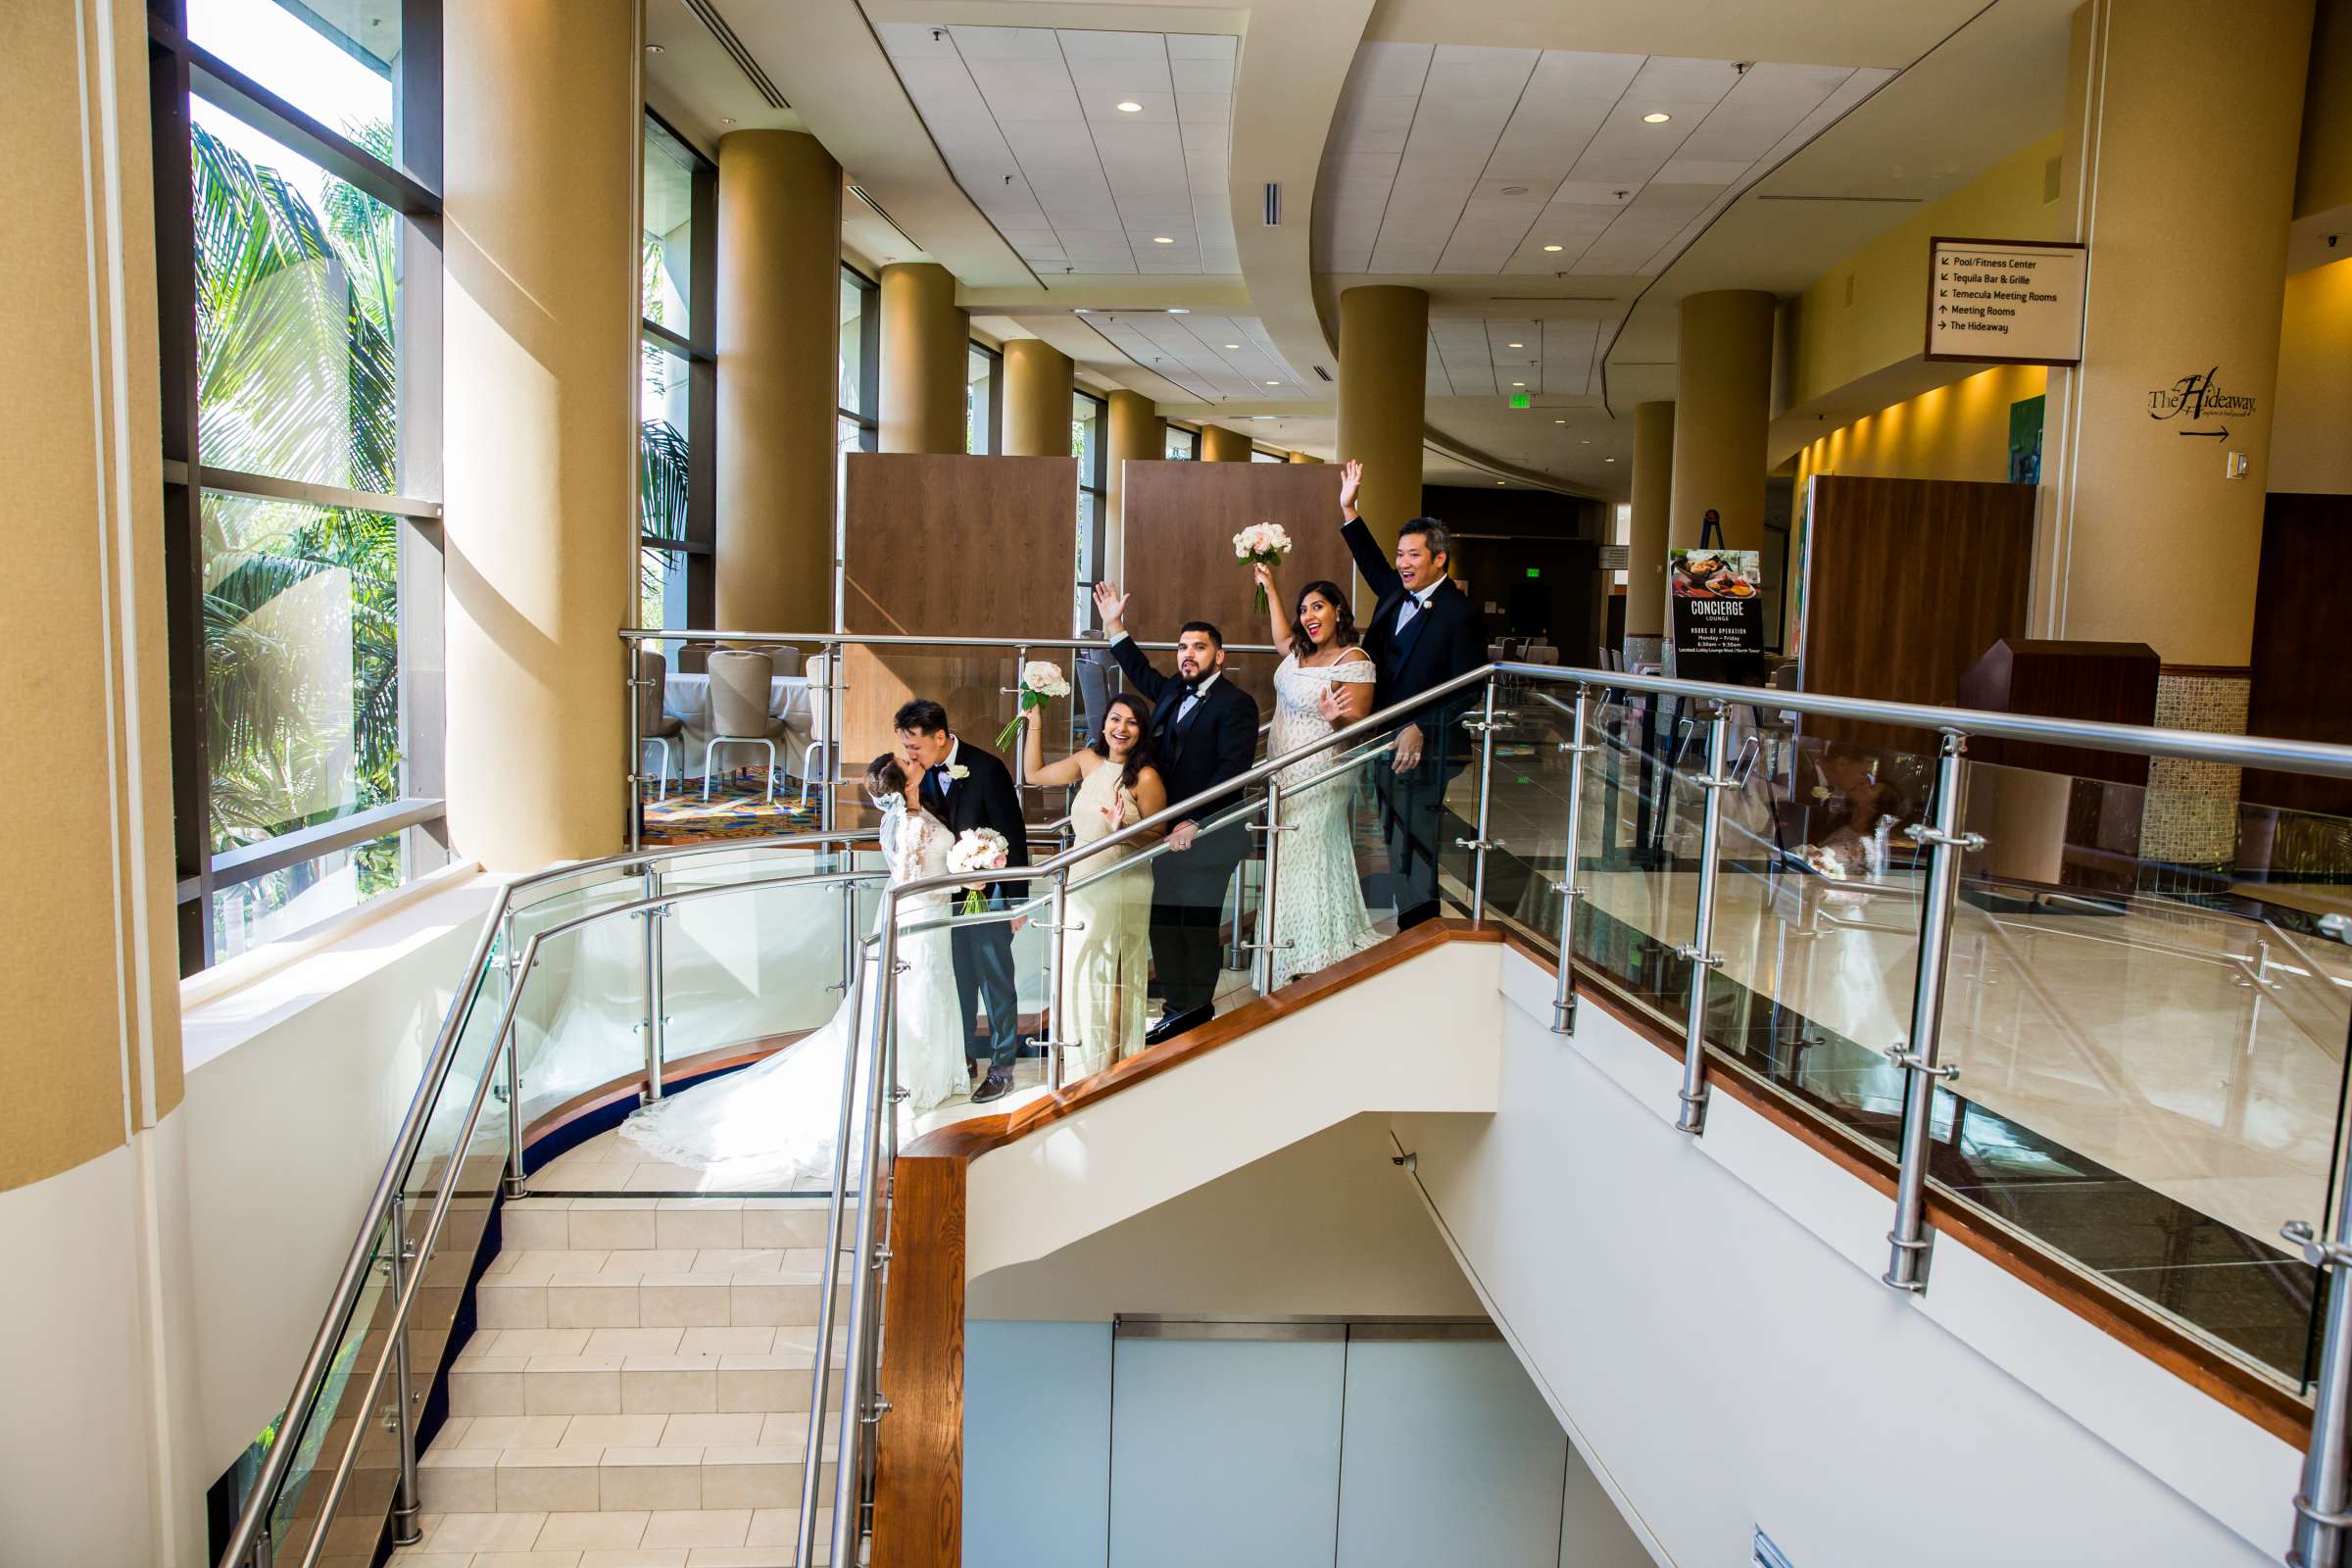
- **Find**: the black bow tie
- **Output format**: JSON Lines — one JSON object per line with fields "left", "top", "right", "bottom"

{"left": 1180, "top": 678, "right": 1205, "bottom": 698}
{"left": 926, "top": 762, "right": 949, "bottom": 778}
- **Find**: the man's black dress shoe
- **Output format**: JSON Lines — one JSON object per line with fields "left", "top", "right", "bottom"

{"left": 1144, "top": 1004, "right": 1210, "bottom": 1047}
{"left": 971, "top": 1071, "right": 1014, "bottom": 1103}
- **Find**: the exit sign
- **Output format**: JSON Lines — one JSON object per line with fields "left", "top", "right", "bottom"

{"left": 1525, "top": 567, "right": 1542, "bottom": 578}
{"left": 1508, "top": 392, "right": 1531, "bottom": 409}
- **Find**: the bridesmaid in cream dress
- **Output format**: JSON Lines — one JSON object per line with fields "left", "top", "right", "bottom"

{"left": 1022, "top": 692, "right": 1167, "bottom": 1078}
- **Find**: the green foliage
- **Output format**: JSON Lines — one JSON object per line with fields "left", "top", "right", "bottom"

{"left": 191, "top": 122, "right": 402, "bottom": 901}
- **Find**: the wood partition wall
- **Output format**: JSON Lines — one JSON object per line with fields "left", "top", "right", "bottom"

{"left": 1797, "top": 473, "right": 2036, "bottom": 753}
{"left": 1117, "top": 459, "right": 1350, "bottom": 716}
{"left": 2245, "top": 492, "right": 2352, "bottom": 818}
{"left": 841, "top": 453, "right": 1078, "bottom": 767}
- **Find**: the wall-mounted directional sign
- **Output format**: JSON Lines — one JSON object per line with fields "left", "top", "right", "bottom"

{"left": 1925, "top": 236, "right": 2087, "bottom": 366}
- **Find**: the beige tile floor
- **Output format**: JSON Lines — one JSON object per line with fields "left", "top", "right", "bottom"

{"left": 1581, "top": 861, "right": 2352, "bottom": 1255}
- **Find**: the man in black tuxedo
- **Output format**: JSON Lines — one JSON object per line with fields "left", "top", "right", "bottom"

{"left": 1337, "top": 458, "right": 1484, "bottom": 929}
{"left": 896, "top": 699, "right": 1030, "bottom": 1103}
{"left": 1093, "top": 582, "right": 1261, "bottom": 1045}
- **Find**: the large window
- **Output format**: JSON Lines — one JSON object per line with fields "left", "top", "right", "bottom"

{"left": 639, "top": 115, "right": 713, "bottom": 652}
{"left": 154, "top": 0, "right": 447, "bottom": 970}
{"left": 1165, "top": 423, "right": 1200, "bottom": 461}
{"left": 837, "top": 268, "right": 879, "bottom": 584}
{"left": 1073, "top": 389, "right": 1107, "bottom": 627}
{"left": 966, "top": 345, "right": 1001, "bottom": 455}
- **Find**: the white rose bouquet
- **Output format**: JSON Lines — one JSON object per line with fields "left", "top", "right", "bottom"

{"left": 1233, "top": 520, "right": 1294, "bottom": 611}
{"left": 996, "top": 659, "right": 1071, "bottom": 750}
{"left": 947, "top": 826, "right": 1009, "bottom": 914}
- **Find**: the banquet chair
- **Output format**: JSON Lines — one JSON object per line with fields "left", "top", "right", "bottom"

{"left": 635, "top": 647, "right": 684, "bottom": 801}
{"left": 704, "top": 650, "right": 787, "bottom": 804}
{"left": 794, "top": 652, "right": 832, "bottom": 807}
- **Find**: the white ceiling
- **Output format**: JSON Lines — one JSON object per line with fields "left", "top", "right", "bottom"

{"left": 875, "top": 24, "right": 1241, "bottom": 277}
{"left": 1317, "top": 43, "right": 1891, "bottom": 276}
{"left": 1426, "top": 317, "right": 1607, "bottom": 398}
{"left": 1083, "top": 314, "right": 1310, "bottom": 403}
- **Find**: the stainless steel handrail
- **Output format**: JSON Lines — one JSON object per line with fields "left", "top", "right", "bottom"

{"left": 620, "top": 627, "right": 1283, "bottom": 654}
{"left": 214, "top": 829, "right": 877, "bottom": 1568}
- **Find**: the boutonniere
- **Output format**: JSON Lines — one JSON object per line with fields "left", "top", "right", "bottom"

{"left": 948, "top": 763, "right": 970, "bottom": 781}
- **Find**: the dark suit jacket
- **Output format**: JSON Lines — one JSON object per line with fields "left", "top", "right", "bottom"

{"left": 1106, "top": 635, "right": 1260, "bottom": 849}
{"left": 1342, "top": 515, "right": 1485, "bottom": 764}
{"left": 918, "top": 739, "right": 1029, "bottom": 898}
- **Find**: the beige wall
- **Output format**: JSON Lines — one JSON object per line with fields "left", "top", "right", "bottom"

{"left": 1784, "top": 135, "right": 2066, "bottom": 411}
{"left": 2299, "top": 0, "right": 2352, "bottom": 218}
{"left": 714, "top": 129, "right": 841, "bottom": 635}
{"left": 968, "top": 1116, "right": 1484, "bottom": 1320}
{"left": 1200, "top": 422, "right": 1255, "bottom": 462}
{"left": 2273, "top": 257, "right": 2352, "bottom": 493}
{"left": 1792, "top": 366, "right": 2048, "bottom": 489}
{"left": 441, "top": 0, "right": 637, "bottom": 869}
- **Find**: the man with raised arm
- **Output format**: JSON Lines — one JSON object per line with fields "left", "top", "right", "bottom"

{"left": 1093, "top": 582, "right": 1261, "bottom": 1045}
{"left": 1337, "top": 457, "right": 1484, "bottom": 929}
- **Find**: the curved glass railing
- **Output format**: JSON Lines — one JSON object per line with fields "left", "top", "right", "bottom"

{"left": 221, "top": 654, "right": 2352, "bottom": 1568}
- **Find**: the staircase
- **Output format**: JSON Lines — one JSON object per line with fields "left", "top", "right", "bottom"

{"left": 393, "top": 1193, "right": 849, "bottom": 1564}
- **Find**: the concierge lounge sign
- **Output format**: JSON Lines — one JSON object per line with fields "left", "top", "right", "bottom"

{"left": 1925, "top": 236, "right": 2087, "bottom": 367}
{"left": 1669, "top": 548, "right": 1764, "bottom": 663}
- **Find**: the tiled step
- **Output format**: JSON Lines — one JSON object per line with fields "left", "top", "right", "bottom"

{"left": 499, "top": 1196, "right": 856, "bottom": 1253}
{"left": 391, "top": 1502, "right": 833, "bottom": 1563}
{"left": 449, "top": 1326, "right": 850, "bottom": 1418}
{"left": 472, "top": 1251, "right": 854, "bottom": 1333}
{"left": 417, "top": 1412, "right": 840, "bottom": 1513}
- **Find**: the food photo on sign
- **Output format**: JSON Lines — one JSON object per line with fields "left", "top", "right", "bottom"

{"left": 1668, "top": 547, "right": 1765, "bottom": 662}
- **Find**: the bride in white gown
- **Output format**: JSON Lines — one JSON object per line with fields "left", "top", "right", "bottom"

{"left": 1253, "top": 563, "right": 1381, "bottom": 979}
{"left": 618, "top": 754, "right": 968, "bottom": 1183}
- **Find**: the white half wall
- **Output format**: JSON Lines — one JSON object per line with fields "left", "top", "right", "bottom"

{"left": 1393, "top": 948, "right": 2306, "bottom": 1568}
{"left": 963, "top": 938, "right": 1504, "bottom": 1280}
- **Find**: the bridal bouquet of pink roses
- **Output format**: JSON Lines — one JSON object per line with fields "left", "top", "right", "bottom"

{"left": 996, "top": 659, "right": 1071, "bottom": 750}
{"left": 947, "top": 826, "right": 1009, "bottom": 914}
{"left": 1233, "top": 520, "right": 1293, "bottom": 611}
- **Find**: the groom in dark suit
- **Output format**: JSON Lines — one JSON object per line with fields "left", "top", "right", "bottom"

{"left": 1093, "top": 582, "right": 1260, "bottom": 1046}
{"left": 1338, "top": 458, "right": 1484, "bottom": 929}
{"left": 896, "top": 699, "right": 1030, "bottom": 1102}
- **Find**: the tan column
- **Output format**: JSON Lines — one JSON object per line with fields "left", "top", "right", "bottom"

{"left": 2041, "top": 0, "right": 2312, "bottom": 868}
{"left": 878, "top": 262, "right": 966, "bottom": 454}
{"left": 1626, "top": 401, "right": 1676, "bottom": 648}
{"left": 1105, "top": 389, "right": 1163, "bottom": 581}
{"left": 442, "top": 0, "right": 636, "bottom": 870}
{"left": 714, "top": 130, "right": 839, "bottom": 634}
{"left": 1002, "top": 338, "right": 1075, "bottom": 456}
{"left": 1286, "top": 450, "right": 1321, "bottom": 463}
{"left": 1668, "top": 290, "right": 1774, "bottom": 552}
{"left": 1200, "top": 423, "right": 1254, "bottom": 462}
{"left": 1336, "top": 284, "right": 1430, "bottom": 557}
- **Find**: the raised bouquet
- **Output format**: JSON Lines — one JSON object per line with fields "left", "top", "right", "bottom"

{"left": 996, "top": 659, "right": 1071, "bottom": 750}
{"left": 947, "top": 826, "right": 1009, "bottom": 915}
{"left": 1233, "top": 520, "right": 1294, "bottom": 611}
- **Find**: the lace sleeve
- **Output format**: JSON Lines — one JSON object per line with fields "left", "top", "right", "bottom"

{"left": 1329, "top": 656, "right": 1379, "bottom": 684}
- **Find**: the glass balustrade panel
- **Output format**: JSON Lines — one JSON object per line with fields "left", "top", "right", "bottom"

{"left": 1263, "top": 733, "right": 1401, "bottom": 987}
{"left": 264, "top": 1212, "right": 398, "bottom": 1563}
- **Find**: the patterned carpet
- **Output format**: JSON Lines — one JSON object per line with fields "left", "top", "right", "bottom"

{"left": 640, "top": 770, "right": 824, "bottom": 842}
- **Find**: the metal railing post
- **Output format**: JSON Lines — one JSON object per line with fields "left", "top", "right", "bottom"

{"left": 1045, "top": 870, "right": 1076, "bottom": 1090}
{"left": 828, "top": 915, "right": 899, "bottom": 1568}
{"left": 385, "top": 1206, "right": 420, "bottom": 1545}
{"left": 1673, "top": 704, "right": 1734, "bottom": 1135}
{"left": 1882, "top": 731, "right": 1981, "bottom": 1291}
{"left": 641, "top": 864, "right": 667, "bottom": 1102}
{"left": 625, "top": 640, "right": 644, "bottom": 854}
{"left": 501, "top": 906, "right": 526, "bottom": 1200}
{"left": 820, "top": 639, "right": 845, "bottom": 834}
{"left": 1457, "top": 682, "right": 1504, "bottom": 923}
{"left": 1250, "top": 779, "right": 1291, "bottom": 994}
{"left": 1552, "top": 687, "right": 1593, "bottom": 1033}
{"left": 1007, "top": 644, "right": 1031, "bottom": 789}
{"left": 798, "top": 925, "right": 875, "bottom": 1568}
{"left": 2289, "top": 1194, "right": 2352, "bottom": 1566}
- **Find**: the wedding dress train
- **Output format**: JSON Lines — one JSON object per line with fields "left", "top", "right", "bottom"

{"left": 617, "top": 802, "right": 966, "bottom": 1184}
{"left": 1268, "top": 652, "right": 1382, "bottom": 979}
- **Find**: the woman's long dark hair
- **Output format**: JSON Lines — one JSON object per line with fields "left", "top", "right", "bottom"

{"left": 1087, "top": 692, "right": 1158, "bottom": 793}
{"left": 1289, "top": 579, "right": 1358, "bottom": 661}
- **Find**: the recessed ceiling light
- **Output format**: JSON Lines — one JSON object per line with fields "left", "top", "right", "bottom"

{"left": 1495, "top": 480, "right": 1505, "bottom": 486}
{"left": 645, "top": 42, "right": 664, "bottom": 53}
{"left": 1224, "top": 343, "right": 1241, "bottom": 349}
{"left": 1604, "top": 456, "right": 1617, "bottom": 463}
{"left": 1117, "top": 100, "right": 1144, "bottom": 113}
{"left": 1073, "top": 308, "right": 1092, "bottom": 315}
{"left": 1265, "top": 380, "right": 1281, "bottom": 386}
{"left": 1579, "top": 439, "right": 1591, "bottom": 445}
{"left": 1511, "top": 380, "right": 1525, "bottom": 387}
{"left": 720, "top": 117, "right": 736, "bottom": 124}
{"left": 1152, "top": 236, "right": 1174, "bottom": 244}
{"left": 1543, "top": 243, "right": 1563, "bottom": 252}
{"left": 1507, "top": 342, "right": 1523, "bottom": 348}
{"left": 1554, "top": 418, "right": 1567, "bottom": 424}
{"left": 1643, "top": 112, "right": 1671, "bottom": 123}
{"left": 1166, "top": 308, "right": 1189, "bottom": 314}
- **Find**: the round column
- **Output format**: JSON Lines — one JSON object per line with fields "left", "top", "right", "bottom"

{"left": 1668, "top": 290, "right": 1774, "bottom": 551}
{"left": 1200, "top": 424, "right": 1254, "bottom": 463}
{"left": 714, "top": 129, "right": 840, "bottom": 635}
{"left": 1002, "top": 339, "right": 1075, "bottom": 456}
{"left": 1105, "top": 389, "right": 1163, "bottom": 580}
{"left": 1286, "top": 451, "right": 1321, "bottom": 464}
{"left": 1625, "top": 400, "right": 1676, "bottom": 658}
{"left": 878, "top": 262, "right": 966, "bottom": 454}
{"left": 442, "top": 0, "right": 637, "bottom": 869}
{"left": 1336, "top": 284, "right": 1430, "bottom": 556}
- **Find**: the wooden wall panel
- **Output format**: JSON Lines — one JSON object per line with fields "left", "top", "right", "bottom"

{"left": 873, "top": 1153, "right": 967, "bottom": 1568}
{"left": 2244, "top": 492, "right": 2352, "bottom": 817}
{"left": 841, "top": 453, "right": 1080, "bottom": 766}
{"left": 1117, "top": 460, "right": 1350, "bottom": 715}
{"left": 1797, "top": 474, "right": 2035, "bottom": 754}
